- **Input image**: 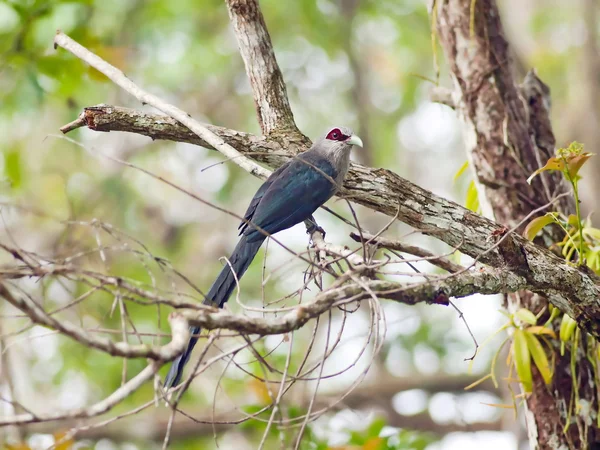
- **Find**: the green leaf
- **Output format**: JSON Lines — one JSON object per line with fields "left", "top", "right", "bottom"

{"left": 366, "top": 417, "right": 386, "bottom": 438}
{"left": 524, "top": 214, "right": 556, "bottom": 240}
{"left": 465, "top": 180, "right": 480, "bottom": 213}
{"left": 559, "top": 314, "right": 577, "bottom": 342}
{"left": 527, "top": 326, "right": 556, "bottom": 338}
{"left": 4, "top": 149, "right": 22, "bottom": 188}
{"left": 515, "top": 308, "right": 537, "bottom": 325}
{"left": 453, "top": 160, "right": 469, "bottom": 183}
{"left": 524, "top": 332, "right": 553, "bottom": 385}
{"left": 527, "top": 157, "right": 565, "bottom": 184}
{"left": 567, "top": 214, "right": 581, "bottom": 228}
{"left": 583, "top": 227, "right": 600, "bottom": 241}
{"left": 513, "top": 329, "right": 533, "bottom": 393}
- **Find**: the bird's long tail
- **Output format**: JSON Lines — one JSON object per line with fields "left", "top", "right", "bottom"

{"left": 164, "top": 234, "right": 264, "bottom": 388}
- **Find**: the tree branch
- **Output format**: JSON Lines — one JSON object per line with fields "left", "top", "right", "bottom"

{"left": 53, "top": 31, "right": 270, "bottom": 181}
{"left": 53, "top": 38, "right": 600, "bottom": 340}
{"left": 181, "top": 267, "right": 528, "bottom": 335}
{"left": 224, "top": 0, "right": 301, "bottom": 136}
{"left": 0, "top": 360, "right": 159, "bottom": 426}
{"left": 349, "top": 231, "right": 464, "bottom": 273}
{"left": 0, "top": 281, "right": 189, "bottom": 361}
{"left": 60, "top": 104, "right": 600, "bottom": 338}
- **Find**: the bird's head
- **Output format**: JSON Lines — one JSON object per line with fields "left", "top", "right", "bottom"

{"left": 311, "top": 126, "right": 362, "bottom": 183}
{"left": 313, "top": 126, "right": 363, "bottom": 161}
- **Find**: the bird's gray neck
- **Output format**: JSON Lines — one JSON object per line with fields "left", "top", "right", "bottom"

{"left": 314, "top": 146, "right": 351, "bottom": 187}
{"left": 332, "top": 149, "right": 351, "bottom": 186}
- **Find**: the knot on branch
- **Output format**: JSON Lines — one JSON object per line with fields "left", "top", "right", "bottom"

{"left": 430, "top": 289, "right": 451, "bottom": 306}
{"left": 491, "top": 227, "right": 530, "bottom": 275}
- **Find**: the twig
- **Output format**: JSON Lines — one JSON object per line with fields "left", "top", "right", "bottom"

{"left": 349, "top": 232, "right": 464, "bottom": 273}
{"left": 0, "top": 281, "right": 189, "bottom": 361}
{"left": 53, "top": 32, "right": 271, "bottom": 181}
{"left": 0, "top": 362, "right": 159, "bottom": 426}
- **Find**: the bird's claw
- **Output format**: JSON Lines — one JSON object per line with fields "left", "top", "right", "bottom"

{"left": 307, "top": 224, "right": 326, "bottom": 239}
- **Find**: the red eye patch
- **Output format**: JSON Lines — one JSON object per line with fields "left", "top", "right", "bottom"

{"left": 326, "top": 128, "right": 349, "bottom": 141}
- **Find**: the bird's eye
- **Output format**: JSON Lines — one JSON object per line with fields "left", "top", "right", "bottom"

{"left": 326, "top": 128, "right": 345, "bottom": 141}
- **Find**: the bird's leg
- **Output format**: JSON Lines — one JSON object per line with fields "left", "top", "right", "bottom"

{"left": 304, "top": 217, "right": 330, "bottom": 289}
{"left": 305, "top": 216, "right": 326, "bottom": 239}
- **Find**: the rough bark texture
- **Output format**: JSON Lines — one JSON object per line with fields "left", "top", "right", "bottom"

{"left": 224, "top": 0, "right": 300, "bottom": 136}
{"left": 435, "top": 0, "right": 599, "bottom": 448}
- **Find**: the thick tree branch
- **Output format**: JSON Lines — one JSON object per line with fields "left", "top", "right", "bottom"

{"left": 182, "top": 268, "right": 528, "bottom": 335}
{"left": 224, "top": 0, "right": 301, "bottom": 136}
{"left": 60, "top": 105, "right": 600, "bottom": 340}
{"left": 430, "top": 86, "right": 456, "bottom": 109}
{"left": 0, "top": 258, "right": 526, "bottom": 338}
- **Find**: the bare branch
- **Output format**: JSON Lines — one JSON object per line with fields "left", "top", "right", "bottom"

{"left": 430, "top": 86, "right": 456, "bottom": 108}
{"left": 53, "top": 31, "right": 271, "bottom": 181}
{"left": 0, "top": 362, "right": 159, "bottom": 426}
{"left": 181, "top": 268, "right": 528, "bottom": 335}
{"left": 224, "top": 0, "right": 301, "bottom": 136}
{"left": 0, "top": 281, "right": 189, "bottom": 361}
{"left": 349, "top": 231, "right": 464, "bottom": 273}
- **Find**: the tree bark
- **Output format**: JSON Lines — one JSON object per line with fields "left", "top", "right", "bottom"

{"left": 434, "top": 0, "right": 599, "bottom": 448}
{"left": 224, "top": 0, "right": 301, "bottom": 136}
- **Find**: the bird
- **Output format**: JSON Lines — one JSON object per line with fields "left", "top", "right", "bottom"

{"left": 164, "top": 126, "right": 363, "bottom": 389}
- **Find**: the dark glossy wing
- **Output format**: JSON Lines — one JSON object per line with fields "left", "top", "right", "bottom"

{"left": 243, "top": 153, "right": 338, "bottom": 243}
{"left": 238, "top": 160, "right": 292, "bottom": 235}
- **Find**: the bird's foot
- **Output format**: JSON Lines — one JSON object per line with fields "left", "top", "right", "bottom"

{"left": 306, "top": 223, "right": 326, "bottom": 239}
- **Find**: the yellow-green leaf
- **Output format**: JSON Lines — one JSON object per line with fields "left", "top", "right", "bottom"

{"left": 567, "top": 153, "right": 594, "bottom": 178}
{"left": 527, "top": 326, "right": 557, "bottom": 338}
{"left": 524, "top": 332, "right": 553, "bottom": 385}
{"left": 363, "top": 437, "right": 384, "bottom": 450}
{"left": 465, "top": 373, "right": 492, "bottom": 391}
{"left": 480, "top": 402, "right": 517, "bottom": 410}
{"left": 4, "top": 148, "right": 22, "bottom": 188}
{"left": 465, "top": 180, "right": 480, "bottom": 213}
{"left": 583, "top": 227, "right": 600, "bottom": 241}
{"left": 53, "top": 431, "right": 74, "bottom": 450}
{"left": 524, "top": 214, "right": 557, "bottom": 240}
{"left": 248, "top": 378, "right": 273, "bottom": 405}
{"left": 559, "top": 314, "right": 577, "bottom": 342}
{"left": 4, "top": 444, "right": 31, "bottom": 450}
{"left": 568, "top": 214, "right": 581, "bottom": 228}
{"left": 527, "top": 157, "right": 565, "bottom": 184}
{"left": 513, "top": 329, "right": 533, "bottom": 393}
{"left": 453, "top": 160, "right": 470, "bottom": 183}
{"left": 515, "top": 308, "right": 537, "bottom": 325}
